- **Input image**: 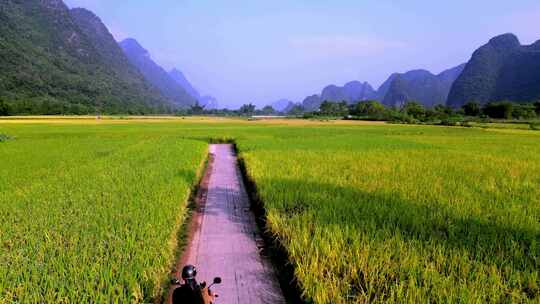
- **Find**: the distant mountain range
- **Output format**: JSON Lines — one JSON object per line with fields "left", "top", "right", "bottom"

{"left": 0, "top": 0, "right": 170, "bottom": 114}
{"left": 119, "top": 38, "right": 196, "bottom": 108}
{"left": 270, "top": 99, "right": 294, "bottom": 112}
{"left": 303, "top": 33, "right": 539, "bottom": 111}
{"left": 302, "top": 65, "right": 464, "bottom": 110}
{"left": 302, "top": 95, "right": 322, "bottom": 112}
{"left": 0, "top": 1, "right": 537, "bottom": 115}
{"left": 448, "top": 33, "right": 540, "bottom": 107}
{"left": 322, "top": 82, "right": 377, "bottom": 104}
{"left": 168, "top": 69, "right": 219, "bottom": 109}
{"left": 169, "top": 68, "right": 200, "bottom": 100}
{"left": 302, "top": 82, "right": 376, "bottom": 111}
{"left": 382, "top": 64, "right": 465, "bottom": 108}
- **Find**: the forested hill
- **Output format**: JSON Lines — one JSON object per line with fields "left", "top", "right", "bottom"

{"left": 68, "top": 8, "right": 172, "bottom": 112}
{"left": 302, "top": 81, "right": 376, "bottom": 111}
{"left": 301, "top": 66, "right": 464, "bottom": 111}
{"left": 169, "top": 68, "right": 200, "bottom": 100}
{"left": 120, "top": 38, "right": 197, "bottom": 108}
{"left": 447, "top": 33, "right": 540, "bottom": 107}
{"left": 382, "top": 64, "right": 465, "bottom": 108}
{"left": 0, "top": 0, "right": 174, "bottom": 115}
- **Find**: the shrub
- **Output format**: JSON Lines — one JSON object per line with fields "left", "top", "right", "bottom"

{"left": 433, "top": 104, "right": 454, "bottom": 116}
{"left": 0, "top": 98, "right": 10, "bottom": 116}
{"left": 402, "top": 101, "right": 426, "bottom": 119}
{"left": 302, "top": 112, "right": 316, "bottom": 119}
{"left": 534, "top": 101, "right": 540, "bottom": 115}
{"left": 511, "top": 104, "right": 537, "bottom": 120}
{"left": 440, "top": 115, "right": 466, "bottom": 126}
{"left": 482, "top": 102, "right": 514, "bottom": 119}
{"left": 319, "top": 101, "right": 349, "bottom": 117}
{"left": 462, "top": 101, "right": 481, "bottom": 116}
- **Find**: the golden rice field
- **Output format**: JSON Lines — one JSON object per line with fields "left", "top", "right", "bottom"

{"left": 0, "top": 117, "right": 539, "bottom": 303}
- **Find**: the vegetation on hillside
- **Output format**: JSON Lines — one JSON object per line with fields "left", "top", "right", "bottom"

{"left": 448, "top": 33, "right": 540, "bottom": 107}
{"left": 0, "top": 0, "right": 172, "bottom": 115}
{"left": 119, "top": 38, "right": 196, "bottom": 108}
{"left": 383, "top": 65, "right": 465, "bottom": 108}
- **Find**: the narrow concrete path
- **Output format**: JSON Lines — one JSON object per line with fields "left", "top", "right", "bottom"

{"left": 183, "top": 144, "right": 285, "bottom": 304}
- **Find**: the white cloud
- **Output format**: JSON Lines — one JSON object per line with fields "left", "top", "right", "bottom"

{"left": 288, "top": 35, "right": 408, "bottom": 59}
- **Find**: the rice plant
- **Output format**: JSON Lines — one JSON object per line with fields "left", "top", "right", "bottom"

{"left": 1, "top": 118, "right": 538, "bottom": 303}
{"left": 0, "top": 122, "right": 207, "bottom": 302}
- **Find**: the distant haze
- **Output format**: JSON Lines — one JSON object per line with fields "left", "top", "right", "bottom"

{"left": 64, "top": 0, "right": 540, "bottom": 108}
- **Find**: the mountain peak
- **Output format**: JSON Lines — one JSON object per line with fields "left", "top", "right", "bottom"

{"left": 344, "top": 80, "right": 362, "bottom": 86}
{"left": 70, "top": 7, "right": 96, "bottom": 17}
{"left": 382, "top": 64, "right": 465, "bottom": 107}
{"left": 119, "top": 38, "right": 149, "bottom": 57}
{"left": 40, "top": 0, "right": 69, "bottom": 11}
{"left": 488, "top": 33, "right": 520, "bottom": 49}
{"left": 403, "top": 69, "right": 434, "bottom": 77}
{"left": 530, "top": 40, "right": 540, "bottom": 50}
{"left": 448, "top": 33, "right": 540, "bottom": 107}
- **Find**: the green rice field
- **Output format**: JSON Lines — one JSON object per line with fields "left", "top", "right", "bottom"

{"left": 0, "top": 117, "right": 539, "bottom": 303}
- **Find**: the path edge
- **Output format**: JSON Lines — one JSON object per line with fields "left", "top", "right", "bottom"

{"left": 163, "top": 148, "right": 215, "bottom": 303}
{"left": 233, "top": 145, "right": 308, "bottom": 304}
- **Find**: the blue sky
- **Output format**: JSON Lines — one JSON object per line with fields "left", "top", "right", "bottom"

{"left": 65, "top": 0, "right": 540, "bottom": 108}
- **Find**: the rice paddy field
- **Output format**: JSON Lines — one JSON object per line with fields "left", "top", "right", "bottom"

{"left": 1, "top": 117, "right": 539, "bottom": 303}
{"left": 0, "top": 119, "right": 208, "bottom": 302}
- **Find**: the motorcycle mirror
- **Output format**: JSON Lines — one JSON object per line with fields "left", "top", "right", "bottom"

{"left": 213, "top": 277, "right": 222, "bottom": 284}
{"left": 170, "top": 278, "right": 181, "bottom": 285}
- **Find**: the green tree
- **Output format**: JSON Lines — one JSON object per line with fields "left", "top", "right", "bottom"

{"left": 190, "top": 102, "right": 205, "bottom": 115}
{"left": 534, "top": 101, "right": 540, "bottom": 115}
{"left": 402, "top": 101, "right": 425, "bottom": 119}
{"left": 482, "top": 102, "right": 514, "bottom": 119}
{"left": 353, "top": 100, "right": 387, "bottom": 118}
{"left": 319, "top": 101, "right": 333, "bottom": 114}
{"left": 239, "top": 103, "right": 256, "bottom": 116}
{"left": 319, "top": 101, "right": 349, "bottom": 117}
{"left": 261, "top": 105, "right": 275, "bottom": 115}
{"left": 462, "top": 101, "right": 481, "bottom": 116}
{"left": 511, "top": 104, "right": 536, "bottom": 119}
{"left": 288, "top": 104, "right": 304, "bottom": 116}
{"left": 433, "top": 104, "right": 454, "bottom": 115}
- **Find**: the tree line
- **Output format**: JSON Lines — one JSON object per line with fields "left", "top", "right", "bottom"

{"left": 3, "top": 95, "right": 540, "bottom": 123}
{"left": 304, "top": 100, "right": 540, "bottom": 125}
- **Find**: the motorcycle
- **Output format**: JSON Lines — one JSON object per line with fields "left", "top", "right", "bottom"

{"left": 171, "top": 265, "right": 222, "bottom": 304}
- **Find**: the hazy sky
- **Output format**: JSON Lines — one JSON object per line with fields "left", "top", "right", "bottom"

{"left": 65, "top": 0, "right": 539, "bottom": 108}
